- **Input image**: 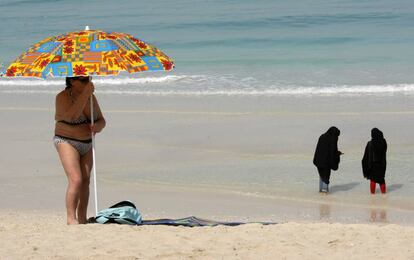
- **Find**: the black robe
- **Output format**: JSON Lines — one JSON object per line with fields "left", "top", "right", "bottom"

{"left": 313, "top": 127, "right": 341, "bottom": 183}
{"left": 362, "top": 128, "right": 387, "bottom": 184}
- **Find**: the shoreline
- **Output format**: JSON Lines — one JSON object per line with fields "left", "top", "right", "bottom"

{"left": 1, "top": 177, "right": 412, "bottom": 225}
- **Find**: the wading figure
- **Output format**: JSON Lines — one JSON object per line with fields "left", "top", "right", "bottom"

{"left": 313, "top": 127, "right": 342, "bottom": 193}
{"left": 362, "top": 128, "right": 387, "bottom": 194}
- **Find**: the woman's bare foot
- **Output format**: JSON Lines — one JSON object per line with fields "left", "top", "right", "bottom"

{"left": 67, "top": 218, "right": 79, "bottom": 225}
{"left": 78, "top": 218, "right": 87, "bottom": 224}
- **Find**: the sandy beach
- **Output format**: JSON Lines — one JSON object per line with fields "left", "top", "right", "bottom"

{"left": 0, "top": 92, "right": 414, "bottom": 259}
{"left": 0, "top": 210, "right": 413, "bottom": 260}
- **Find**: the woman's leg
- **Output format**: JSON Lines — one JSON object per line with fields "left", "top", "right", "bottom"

{"left": 325, "top": 170, "right": 331, "bottom": 192}
{"left": 317, "top": 167, "right": 330, "bottom": 193}
{"left": 370, "top": 180, "right": 376, "bottom": 194}
{"left": 78, "top": 148, "right": 93, "bottom": 224}
{"left": 56, "top": 143, "right": 82, "bottom": 225}
{"left": 319, "top": 177, "right": 323, "bottom": 192}
{"left": 380, "top": 182, "right": 386, "bottom": 194}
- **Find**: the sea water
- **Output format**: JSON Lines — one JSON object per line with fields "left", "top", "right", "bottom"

{"left": 0, "top": 0, "right": 413, "bottom": 222}
{"left": 1, "top": 0, "right": 414, "bottom": 95}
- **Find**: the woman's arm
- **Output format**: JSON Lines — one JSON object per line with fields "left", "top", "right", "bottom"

{"left": 90, "top": 95, "right": 106, "bottom": 134}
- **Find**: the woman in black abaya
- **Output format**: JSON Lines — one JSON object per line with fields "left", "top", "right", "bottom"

{"left": 313, "top": 127, "right": 342, "bottom": 193}
{"left": 362, "top": 128, "right": 387, "bottom": 194}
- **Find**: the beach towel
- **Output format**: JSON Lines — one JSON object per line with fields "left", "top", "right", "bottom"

{"left": 90, "top": 201, "right": 275, "bottom": 227}
{"left": 139, "top": 216, "right": 246, "bottom": 227}
{"left": 90, "top": 215, "right": 275, "bottom": 227}
{"left": 140, "top": 216, "right": 276, "bottom": 227}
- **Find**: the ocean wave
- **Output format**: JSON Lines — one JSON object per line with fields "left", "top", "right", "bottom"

{"left": 97, "top": 84, "right": 414, "bottom": 96}
{"left": 154, "top": 13, "right": 409, "bottom": 31}
{"left": 167, "top": 37, "right": 360, "bottom": 49}
{"left": 1, "top": 75, "right": 414, "bottom": 96}
{"left": 0, "top": 75, "right": 189, "bottom": 86}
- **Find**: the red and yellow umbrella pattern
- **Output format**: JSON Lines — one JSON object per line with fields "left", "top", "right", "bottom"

{"left": 4, "top": 29, "right": 174, "bottom": 78}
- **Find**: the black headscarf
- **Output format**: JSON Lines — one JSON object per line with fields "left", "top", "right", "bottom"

{"left": 370, "top": 128, "right": 386, "bottom": 163}
{"left": 326, "top": 126, "right": 340, "bottom": 138}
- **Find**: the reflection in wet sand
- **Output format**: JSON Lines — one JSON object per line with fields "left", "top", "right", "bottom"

{"left": 370, "top": 208, "right": 387, "bottom": 223}
{"left": 369, "top": 196, "right": 388, "bottom": 223}
{"left": 319, "top": 203, "right": 331, "bottom": 220}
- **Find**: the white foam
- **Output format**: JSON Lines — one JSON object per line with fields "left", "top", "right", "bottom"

{"left": 1, "top": 74, "right": 414, "bottom": 96}
{"left": 0, "top": 75, "right": 188, "bottom": 86}
{"left": 0, "top": 79, "right": 63, "bottom": 86}
{"left": 96, "top": 84, "right": 414, "bottom": 96}
{"left": 266, "top": 84, "right": 414, "bottom": 95}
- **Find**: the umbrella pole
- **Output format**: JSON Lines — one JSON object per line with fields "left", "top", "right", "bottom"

{"left": 90, "top": 95, "right": 98, "bottom": 215}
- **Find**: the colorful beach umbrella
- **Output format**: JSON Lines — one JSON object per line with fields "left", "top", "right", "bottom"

{"left": 3, "top": 27, "right": 174, "bottom": 78}
{"left": 2, "top": 27, "right": 174, "bottom": 215}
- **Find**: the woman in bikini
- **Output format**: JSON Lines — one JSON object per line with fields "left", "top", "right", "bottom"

{"left": 54, "top": 76, "right": 106, "bottom": 224}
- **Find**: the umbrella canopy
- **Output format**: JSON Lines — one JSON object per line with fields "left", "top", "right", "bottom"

{"left": 3, "top": 27, "right": 174, "bottom": 78}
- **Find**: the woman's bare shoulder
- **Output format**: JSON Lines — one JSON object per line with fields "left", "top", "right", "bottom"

{"left": 56, "top": 89, "right": 69, "bottom": 100}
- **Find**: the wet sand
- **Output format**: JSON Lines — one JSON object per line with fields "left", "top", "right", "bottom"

{"left": 0, "top": 93, "right": 413, "bottom": 224}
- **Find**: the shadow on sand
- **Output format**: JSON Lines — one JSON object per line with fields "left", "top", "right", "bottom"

{"left": 329, "top": 182, "right": 360, "bottom": 193}
{"left": 387, "top": 183, "right": 403, "bottom": 192}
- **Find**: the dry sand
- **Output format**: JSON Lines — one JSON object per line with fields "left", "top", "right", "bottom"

{"left": 1, "top": 210, "right": 413, "bottom": 260}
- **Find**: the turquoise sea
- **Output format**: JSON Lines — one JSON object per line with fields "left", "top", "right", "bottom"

{"left": 1, "top": 0, "right": 414, "bottom": 95}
